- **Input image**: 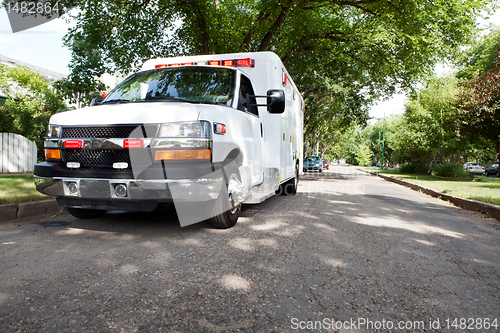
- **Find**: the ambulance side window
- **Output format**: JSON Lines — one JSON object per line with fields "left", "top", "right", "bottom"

{"left": 238, "top": 75, "right": 258, "bottom": 116}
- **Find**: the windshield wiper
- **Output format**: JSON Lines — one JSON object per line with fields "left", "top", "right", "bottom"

{"left": 102, "top": 99, "right": 131, "bottom": 104}
{"left": 144, "top": 96, "right": 201, "bottom": 104}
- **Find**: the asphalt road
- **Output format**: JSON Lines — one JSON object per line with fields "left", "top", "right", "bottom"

{"left": 1, "top": 165, "right": 499, "bottom": 332}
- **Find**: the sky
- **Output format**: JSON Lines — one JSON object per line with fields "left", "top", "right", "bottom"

{"left": 0, "top": 6, "right": 498, "bottom": 119}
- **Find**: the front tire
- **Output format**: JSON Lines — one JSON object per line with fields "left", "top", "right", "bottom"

{"left": 285, "top": 163, "right": 299, "bottom": 195}
{"left": 67, "top": 207, "right": 106, "bottom": 219}
{"left": 209, "top": 165, "right": 242, "bottom": 229}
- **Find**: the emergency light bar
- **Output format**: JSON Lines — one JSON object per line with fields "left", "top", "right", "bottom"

{"left": 154, "top": 58, "right": 255, "bottom": 69}
{"left": 155, "top": 62, "right": 194, "bottom": 68}
{"left": 216, "top": 58, "right": 255, "bottom": 68}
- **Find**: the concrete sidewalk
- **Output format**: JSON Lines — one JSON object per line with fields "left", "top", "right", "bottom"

{"left": 361, "top": 169, "right": 500, "bottom": 221}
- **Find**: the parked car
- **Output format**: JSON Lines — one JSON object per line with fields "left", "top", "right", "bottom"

{"left": 463, "top": 162, "right": 485, "bottom": 174}
{"left": 303, "top": 156, "right": 323, "bottom": 172}
{"left": 323, "top": 159, "right": 329, "bottom": 170}
{"left": 485, "top": 164, "right": 499, "bottom": 177}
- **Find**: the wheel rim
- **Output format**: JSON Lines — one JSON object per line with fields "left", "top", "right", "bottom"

{"left": 227, "top": 174, "right": 243, "bottom": 215}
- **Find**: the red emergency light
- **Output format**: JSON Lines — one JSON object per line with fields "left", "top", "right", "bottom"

{"left": 214, "top": 123, "right": 226, "bottom": 134}
{"left": 208, "top": 58, "right": 255, "bottom": 68}
{"left": 207, "top": 60, "right": 221, "bottom": 66}
{"left": 236, "top": 58, "right": 255, "bottom": 67}
{"left": 64, "top": 140, "right": 83, "bottom": 149}
{"left": 123, "top": 139, "right": 143, "bottom": 148}
{"left": 155, "top": 62, "right": 194, "bottom": 68}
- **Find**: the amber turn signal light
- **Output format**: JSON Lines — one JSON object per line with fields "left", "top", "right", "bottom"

{"left": 154, "top": 149, "right": 211, "bottom": 161}
{"left": 45, "top": 149, "right": 61, "bottom": 160}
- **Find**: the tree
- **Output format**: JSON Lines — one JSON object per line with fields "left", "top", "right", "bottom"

{"left": 367, "top": 114, "right": 403, "bottom": 165}
{"left": 456, "top": 29, "right": 500, "bottom": 80}
{"left": 342, "top": 126, "right": 372, "bottom": 166}
{"left": 455, "top": 28, "right": 500, "bottom": 170}
{"left": 301, "top": 72, "right": 369, "bottom": 153}
{"left": 54, "top": 37, "right": 107, "bottom": 108}
{"left": 0, "top": 65, "right": 66, "bottom": 158}
{"left": 456, "top": 60, "right": 500, "bottom": 169}
{"left": 59, "top": 0, "right": 492, "bottom": 149}
{"left": 61, "top": 0, "right": 491, "bottom": 94}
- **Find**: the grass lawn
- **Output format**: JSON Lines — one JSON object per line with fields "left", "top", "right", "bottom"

{"left": 0, "top": 175, "right": 52, "bottom": 204}
{"left": 361, "top": 168, "right": 500, "bottom": 206}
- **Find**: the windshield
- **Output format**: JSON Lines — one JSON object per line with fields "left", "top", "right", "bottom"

{"left": 103, "top": 67, "right": 236, "bottom": 105}
{"left": 305, "top": 156, "right": 320, "bottom": 162}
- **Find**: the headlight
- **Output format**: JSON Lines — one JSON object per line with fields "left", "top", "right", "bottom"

{"left": 46, "top": 124, "right": 61, "bottom": 138}
{"left": 158, "top": 121, "right": 211, "bottom": 138}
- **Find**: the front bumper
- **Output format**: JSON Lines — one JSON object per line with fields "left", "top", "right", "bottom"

{"left": 34, "top": 161, "right": 224, "bottom": 205}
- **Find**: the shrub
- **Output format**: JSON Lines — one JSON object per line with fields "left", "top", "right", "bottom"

{"left": 433, "top": 162, "right": 474, "bottom": 178}
{"left": 400, "top": 163, "right": 428, "bottom": 174}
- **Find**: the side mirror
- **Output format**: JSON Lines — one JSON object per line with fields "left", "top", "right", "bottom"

{"left": 90, "top": 98, "right": 103, "bottom": 106}
{"left": 267, "top": 89, "right": 285, "bottom": 114}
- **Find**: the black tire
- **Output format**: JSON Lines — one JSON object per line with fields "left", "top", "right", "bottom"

{"left": 67, "top": 207, "right": 107, "bottom": 219}
{"left": 284, "top": 163, "right": 299, "bottom": 195}
{"left": 496, "top": 171, "right": 499, "bottom": 177}
{"left": 319, "top": 168, "right": 323, "bottom": 173}
{"left": 485, "top": 171, "right": 489, "bottom": 176}
{"left": 209, "top": 165, "right": 241, "bottom": 229}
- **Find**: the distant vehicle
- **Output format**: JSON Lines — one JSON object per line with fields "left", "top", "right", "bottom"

{"left": 303, "top": 156, "right": 323, "bottom": 172}
{"left": 323, "top": 159, "right": 329, "bottom": 170}
{"left": 331, "top": 160, "right": 339, "bottom": 166}
{"left": 463, "top": 162, "right": 485, "bottom": 174}
{"left": 485, "top": 164, "right": 499, "bottom": 177}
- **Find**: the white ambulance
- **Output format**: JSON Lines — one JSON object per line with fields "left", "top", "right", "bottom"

{"left": 34, "top": 51, "right": 304, "bottom": 228}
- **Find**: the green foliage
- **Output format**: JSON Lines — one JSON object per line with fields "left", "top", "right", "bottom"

{"left": 355, "top": 143, "right": 373, "bottom": 167}
{"left": 61, "top": 0, "right": 488, "bottom": 91}
{"left": 455, "top": 43, "right": 500, "bottom": 168}
{"left": 400, "top": 163, "right": 428, "bottom": 175}
{"left": 301, "top": 72, "right": 369, "bottom": 152}
{"left": 55, "top": 37, "right": 107, "bottom": 108}
{"left": 456, "top": 29, "right": 500, "bottom": 79}
{"left": 433, "top": 162, "right": 473, "bottom": 179}
{"left": 0, "top": 65, "right": 66, "bottom": 157}
{"left": 59, "top": 0, "right": 491, "bottom": 139}
{"left": 390, "top": 75, "right": 479, "bottom": 167}
{"left": 342, "top": 127, "right": 372, "bottom": 166}
{"left": 56, "top": 0, "right": 494, "bottom": 160}
{"left": 367, "top": 114, "right": 404, "bottom": 165}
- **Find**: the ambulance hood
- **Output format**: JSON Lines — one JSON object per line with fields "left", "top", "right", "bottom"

{"left": 49, "top": 102, "right": 230, "bottom": 126}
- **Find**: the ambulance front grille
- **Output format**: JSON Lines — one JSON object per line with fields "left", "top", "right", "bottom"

{"left": 62, "top": 149, "right": 131, "bottom": 168}
{"left": 61, "top": 125, "right": 158, "bottom": 139}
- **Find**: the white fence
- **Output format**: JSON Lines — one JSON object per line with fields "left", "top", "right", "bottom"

{"left": 0, "top": 133, "right": 37, "bottom": 173}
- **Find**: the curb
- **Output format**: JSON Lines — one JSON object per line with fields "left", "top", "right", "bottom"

{"left": 361, "top": 169, "right": 500, "bottom": 221}
{"left": 0, "top": 199, "right": 65, "bottom": 222}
